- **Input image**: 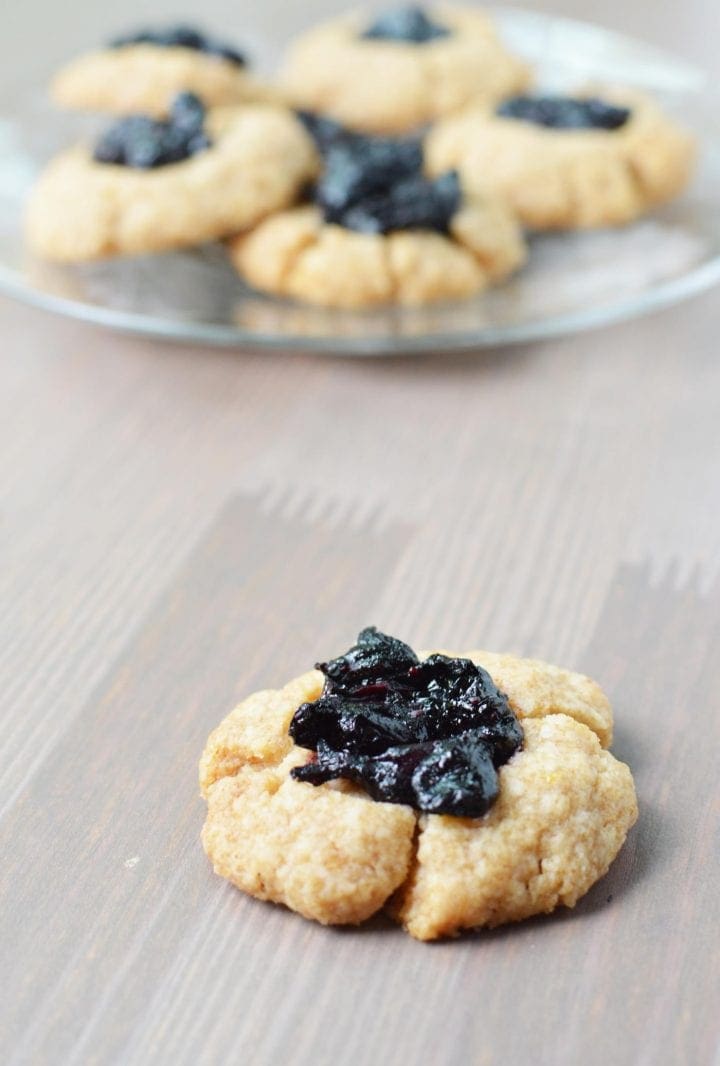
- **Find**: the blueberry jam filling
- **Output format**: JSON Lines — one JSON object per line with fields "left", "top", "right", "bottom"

{"left": 290, "top": 628, "right": 523, "bottom": 817}
{"left": 334, "top": 170, "right": 461, "bottom": 235}
{"left": 497, "top": 95, "right": 631, "bottom": 131}
{"left": 109, "top": 24, "right": 246, "bottom": 66}
{"left": 93, "top": 92, "right": 212, "bottom": 169}
{"left": 296, "top": 113, "right": 461, "bottom": 234}
{"left": 317, "top": 136, "right": 422, "bottom": 216}
{"left": 362, "top": 6, "right": 451, "bottom": 43}
{"left": 306, "top": 128, "right": 460, "bottom": 235}
{"left": 296, "top": 111, "right": 349, "bottom": 154}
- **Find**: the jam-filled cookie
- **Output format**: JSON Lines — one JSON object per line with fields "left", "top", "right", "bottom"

{"left": 52, "top": 24, "right": 276, "bottom": 115}
{"left": 425, "top": 90, "right": 695, "bottom": 229}
{"left": 280, "top": 5, "right": 530, "bottom": 135}
{"left": 200, "top": 628, "right": 638, "bottom": 941}
{"left": 229, "top": 121, "right": 525, "bottom": 308}
{"left": 25, "top": 95, "right": 318, "bottom": 261}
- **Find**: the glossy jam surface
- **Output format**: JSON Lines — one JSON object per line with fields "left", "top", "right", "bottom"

{"left": 496, "top": 95, "right": 631, "bottom": 130}
{"left": 290, "top": 628, "right": 523, "bottom": 817}
{"left": 93, "top": 92, "right": 212, "bottom": 169}
{"left": 110, "top": 24, "right": 246, "bottom": 66}
{"left": 361, "top": 6, "right": 451, "bottom": 43}
{"left": 297, "top": 117, "right": 461, "bottom": 235}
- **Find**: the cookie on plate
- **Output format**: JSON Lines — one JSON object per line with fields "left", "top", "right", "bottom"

{"left": 280, "top": 5, "right": 530, "bottom": 135}
{"left": 229, "top": 124, "right": 526, "bottom": 308}
{"left": 52, "top": 24, "right": 276, "bottom": 116}
{"left": 200, "top": 628, "right": 638, "bottom": 941}
{"left": 425, "top": 90, "right": 696, "bottom": 229}
{"left": 25, "top": 95, "right": 319, "bottom": 261}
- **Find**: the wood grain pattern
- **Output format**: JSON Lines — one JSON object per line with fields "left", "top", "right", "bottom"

{"left": 1, "top": 2, "right": 720, "bottom": 1064}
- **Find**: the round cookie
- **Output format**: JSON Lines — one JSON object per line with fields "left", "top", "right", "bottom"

{"left": 425, "top": 90, "right": 696, "bottom": 230}
{"left": 229, "top": 198, "right": 526, "bottom": 309}
{"left": 25, "top": 105, "right": 319, "bottom": 262}
{"left": 280, "top": 5, "right": 530, "bottom": 135}
{"left": 199, "top": 648, "right": 637, "bottom": 940}
{"left": 52, "top": 28, "right": 276, "bottom": 115}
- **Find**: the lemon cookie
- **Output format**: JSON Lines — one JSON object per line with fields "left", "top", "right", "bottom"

{"left": 426, "top": 91, "right": 695, "bottom": 229}
{"left": 200, "top": 628, "right": 637, "bottom": 940}
{"left": 52, "top": 24, "right": 275, "bottom": 115}
{"left": 26, "top": 95, "right": 319, "bottom": 261}
{"left": 280, "top": 5, "right": 530, "bottom": 135}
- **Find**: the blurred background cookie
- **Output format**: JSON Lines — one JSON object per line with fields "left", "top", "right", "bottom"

{"left": 52, "top": 23, "right": 278, "bottom": 115}
{"left": 26, "top": 97, "right": 319, "bottom": 260}
{"left": 426, "top": 90, "right": 696, "bottom": 229}
{"left": 280, "top": 5, "right": 530, "bottom": 135}
{"left": 230, "top": 126, "right": 526, "bottom": 307}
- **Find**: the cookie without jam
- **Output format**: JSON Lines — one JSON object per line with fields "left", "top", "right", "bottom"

{"left": 280, "top": 6, "right": 530, "bottom": 135}
{"left": 25, "top": 106, "right": 319, "bottom": 261}
{"left": 425, "top": 90, "right": 696, "bottom": 230}
{"left": 200, "top": 648, "right": 637, "bottom": 940}
{"left": 52, "top": 41, "right": 276, "bottom": 117}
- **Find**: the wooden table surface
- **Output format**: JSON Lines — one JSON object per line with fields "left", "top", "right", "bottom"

{"left": 1, "top": 3, "right": 719, "bottom": 1064}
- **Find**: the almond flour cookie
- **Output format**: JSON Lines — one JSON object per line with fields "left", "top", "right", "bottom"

{"left": 425, "top": 91, "right": 695, "bottom": 230}
{"left": 229, "top": 126, "right": 525, "bottom": 308}
{"left": 230, "top": 198, "right": 525, "bottom": 308}
{"left": 280, "top": 5, "right": 530, "bottom": 135}
{"left": 52, "top": 24, "right": 276, "bottom": 116}
{"left": 25, "top": 98, "right": 318, "bottom": 262}
{"left": 200, "top": 628, "right": 637, "bottom": 940}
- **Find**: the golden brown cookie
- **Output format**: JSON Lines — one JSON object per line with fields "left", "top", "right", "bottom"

{"left": 25, "top": 105, "right": 318, "bottom": 262}
{"left": 391, "top": 713, "right": 635, "bottom": 939}
{"left": 229, "top": 197, "right": 526, "bottom": 309}
{"left": 200, "top": 649, "right": 637, "bottom": 939}
{"left": 280, "top": 6, "right": 530, "bottom": 135}
{"left": 52, "top": 43, "right": 275, "bottom": 116}
{"left": 425, "top": 90, "right": 695, "bottom": 230}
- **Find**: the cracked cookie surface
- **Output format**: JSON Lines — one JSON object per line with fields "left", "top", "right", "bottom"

{"left": 425, "top": 91, "right": 695, "bottom": 229}
{"left": 228, "top": 198, "right": 526, "bottom": 308}
{"left": 52, "top": 44, "right": 276, "bottom": 116}
{"left": 280, "top": 6, "right": 530, "bottom": 135}
{"left": 25, "top": 105, "right": 319, "bottom": 261}
{"left": 200, "top": 649, "right": 637, "bottom": 939}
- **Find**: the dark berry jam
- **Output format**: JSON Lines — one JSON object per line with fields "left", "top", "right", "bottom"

{"left": 110, "top": 24, "right": 246, "bottom": 66}
{"left": 296, "top": 112, "right": 461, "bottom": 234}
{"left": 93, "top": 92, "right": 212, "bottom": 169}
{"left": 334, "top": 170, "right": 460, "bottom": 235}
{"left": 362, "top": 6, "right": 451, "bottom": 43}
{"left": 305, "top": 125, "right": 460, "bottom": 235}
{"left": 496, "top": 95, "right": 631, "bottom": 130}
{"left": 296, "top": 111, "right": 350, "bottom": 154}
{"left": 316, "top": 136, "right": 421, "bottom": 215}
{"left": 290, "top": 628, "right": 523, "bottom": 817}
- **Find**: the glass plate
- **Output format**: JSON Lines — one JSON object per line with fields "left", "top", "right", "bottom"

{"left": 0, "top": 8, "right": 718, "bottom": 355}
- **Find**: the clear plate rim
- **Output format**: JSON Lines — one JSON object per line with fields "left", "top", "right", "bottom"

{"left": 3, "top": 253, "right": 719, "bottom": 355}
